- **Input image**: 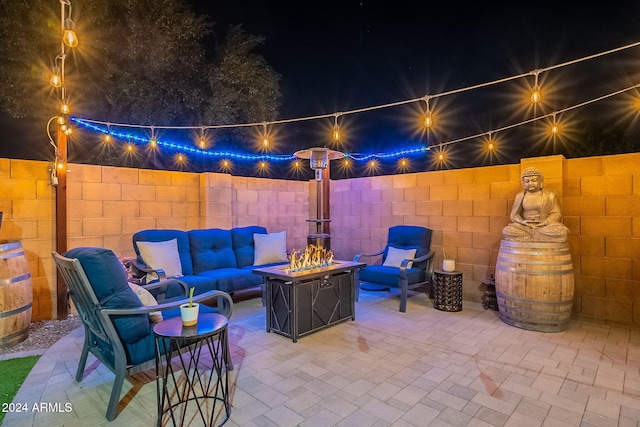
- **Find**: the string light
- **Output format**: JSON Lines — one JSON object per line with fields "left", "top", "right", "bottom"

{"left": 333, "top": 114, "right": 341, "bottom": 143}
{"left": 530, "top": 70, "right": 541, "bottom": 103}
{"left": 62, "top": 1, "right": 78, "bottom": 48}
{"left": 149, "top": 127, "right": 157, "bottom": 148}
{"left": 50, "top": 67, "right": 62, "bottom": 88}
{"left": 423, "top": 96, "right": 433, "bottom": 128}
{"left": 198, "top": 128, "right": 207, "bottom": 149}
{"left": 261, "top": 123, "right": 270, "bottom": 149}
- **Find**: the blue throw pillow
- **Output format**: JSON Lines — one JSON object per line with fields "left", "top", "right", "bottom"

{"left": 64, "top": 247, "right": 150, "bottom": 344}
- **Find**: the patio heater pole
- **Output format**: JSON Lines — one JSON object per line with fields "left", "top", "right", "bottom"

{"left": 55, "top": 131, "right": 68, "bottom": 319}
{"left": 322, "top": 167, "right": 330, "bottom": 235}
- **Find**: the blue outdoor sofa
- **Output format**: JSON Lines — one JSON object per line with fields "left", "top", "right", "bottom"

{"left": 132, "top": 226, "right": 288, "bottom": 298}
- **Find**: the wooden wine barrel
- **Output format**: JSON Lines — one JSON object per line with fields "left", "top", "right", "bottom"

{"left": 0, "top": 241, "right": 33, "bottom": 347}
{"left": 495, "top": 240, "right": 574, "bottom": 332}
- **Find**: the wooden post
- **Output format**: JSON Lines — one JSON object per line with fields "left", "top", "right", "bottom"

{"left": 55, "top": 130, "right": 68, "bottom": 319}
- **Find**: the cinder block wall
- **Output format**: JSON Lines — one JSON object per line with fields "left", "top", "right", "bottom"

{"left": 0, "top": 160, "right": 308, "bottom": 320}
{"left": 563, "top": 154, "right": 640, "bottom": 324}
{"left": 1, "top": 153, "right": 638, "bottom": 323}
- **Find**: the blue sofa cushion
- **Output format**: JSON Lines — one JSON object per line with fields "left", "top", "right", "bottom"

{"left": 385, "top": 225, "right": 432, "bottom": 270}
{"left": 133, "top": 230, "right": 193, "bottom": 276}
{"left": 64, "top": 247, "right": 150, "bottom": 344}
{"left": 198, "top": 268, "right": 263, "bottom": 293}
{"left": 189, "top": 229, "right": 237, "bottom": 274}
{"left": 231, "top": 226, "right": 267, "bottom": 268}
{"left": 360, "top": 265, "right": 425, "bottom": 287}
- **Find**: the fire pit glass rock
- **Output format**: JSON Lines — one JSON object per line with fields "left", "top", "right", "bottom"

{"left": 286, "top": 244, "right": 334, "bottom": 273}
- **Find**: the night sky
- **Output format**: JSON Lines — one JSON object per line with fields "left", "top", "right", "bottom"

{"left": 189, "top": 1, "right": 639, "bottom": 115}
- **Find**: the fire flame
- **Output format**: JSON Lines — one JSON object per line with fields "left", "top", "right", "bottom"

{"left": 286, "top": 244, "right": 334, "bottom": 272}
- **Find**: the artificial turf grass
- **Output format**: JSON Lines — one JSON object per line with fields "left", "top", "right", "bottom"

{"left": 0, "top": 355, "right": 40, "bottom": 424}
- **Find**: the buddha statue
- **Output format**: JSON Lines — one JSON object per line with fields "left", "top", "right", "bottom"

{"left": 502, "top": 167, "right": 569, "bottom": 243}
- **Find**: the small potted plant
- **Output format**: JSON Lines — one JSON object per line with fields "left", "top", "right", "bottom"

{"left": 180, "top": 287, "right": 199, "bottom": 326}
{"left": 442, "top": 249, "right": 456, "bottom": 272}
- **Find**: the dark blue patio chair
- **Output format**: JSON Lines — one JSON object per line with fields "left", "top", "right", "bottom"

{"left": 52, "top": 247, "right": 233, "bottom": 421}
{"left": 354, "top": 225, "right": 435, "bottom": 312}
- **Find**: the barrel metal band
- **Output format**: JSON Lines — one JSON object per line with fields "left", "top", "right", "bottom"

{"left": 497, "top": 256, "right": 572, "bottom": 266}
{"left": 0, "top": 249, "right": 26, "bottom": 260}
{"left": 496, "top": 266, "right": 573, "bottom": 275}
{"left": 0, "top": 272, "right": 31, "bottom": 286}
{"left": 496, "top": 291, "right": 572, "bottom": 306}
{"left": 0, "top": 302, "right": 32, "bottom": 319}
{"left": 0, "top": 328, "right": 29, "bottom": 344}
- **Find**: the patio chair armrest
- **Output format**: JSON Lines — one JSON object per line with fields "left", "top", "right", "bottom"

{"left": 102, "top": 289, "right": 234, "bottom": 318}
{"left": 399, "top": 250, "right": 436, "bottom": 276}
{"left": 353, "top": 249, "right": 385, "bottom": 262}
{"left": 130, "top": 259, "right": 167, "bottom": 281}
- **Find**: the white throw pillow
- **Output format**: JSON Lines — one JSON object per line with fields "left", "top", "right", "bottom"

{"left": 129, "top": 283, "right": 163, "bottom": 323}
{"left": 136, "top": 239, "right": 184, "bottom": 282}
{"left": 383, "top": 247, "right": 417, "bottom": 268}
{"left": 253, "top": 231, "right": 288, "bottom": 265}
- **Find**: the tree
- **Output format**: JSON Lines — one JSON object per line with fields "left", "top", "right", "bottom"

{"left": 0, "top": 0, "right": 281, "bottom": 129}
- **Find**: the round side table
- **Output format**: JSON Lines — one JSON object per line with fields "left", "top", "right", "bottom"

{"left": 432, "top": 270, "right": 463, "bottom": 312}
{"left": 154, "top": 313, "right": 231, "bottom": 427}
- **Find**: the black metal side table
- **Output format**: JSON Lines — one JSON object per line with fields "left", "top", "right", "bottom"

{"left": 154, "top": 313, "right": 231, "bottom": 427}
{"left": 432, "top": 270, "right": 463, "bottom": 312}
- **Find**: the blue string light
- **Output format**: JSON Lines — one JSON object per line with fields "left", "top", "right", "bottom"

{"left": 72, "top": 118, "right": 431, "bottom": 163}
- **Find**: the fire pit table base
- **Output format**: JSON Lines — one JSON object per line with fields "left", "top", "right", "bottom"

{"left": 254, "top": 261, "right": 365, "bottom": 342}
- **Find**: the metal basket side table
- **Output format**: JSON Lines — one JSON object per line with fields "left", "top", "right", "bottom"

{"left": 154, "top": 313, "right": 231, "bottom": 427}
{"left": 432, "top": 270, "right": 463, "bottom": 312}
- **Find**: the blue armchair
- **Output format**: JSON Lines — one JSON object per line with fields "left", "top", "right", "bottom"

{"left": 354, "top": 225, "right": 435, "bottom": 312}
{"left": 53, "top": 247, "right": 233, "bottom": 421}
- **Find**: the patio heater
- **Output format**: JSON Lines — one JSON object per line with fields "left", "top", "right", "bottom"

{"left": 294, "top": 147, "right": 345, "bottom": 250}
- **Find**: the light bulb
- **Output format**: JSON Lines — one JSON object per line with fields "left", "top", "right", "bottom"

{"left": 438, "top": 154, "right": 444, "bottom": 161}
{"left": 60, "top": 124, "right": 68, "bottom": 132}
{"left": 50, "top": 67, "right": 62, "bottom": 88}
{"left": 64, "top": 127, "right": 72, "bottom": 136}
{"left": 552, "top": 125, "right": 559, "bottom": 134}
{"left": 262, "top": 138, "right": 269, "bottom": 147}
{"left": 199, "top": 138, "right": 206, "bottom": 149}
{"left": 63, "top": 18, "right": 78, "bottom": 48}
{"left": 60, "top": 104, "right": 70, "bottom": 115}
{"left": 531, "top": 86, "right": 541, "bottom": 103}
{"left": 150, "top": 138, "right": 157, "bottom": 147}
{"left": 57, "top": 116, "right": 66, "bottom": 125}
{"left": 424, "top": 115, "right": 433, "bottom": 128}
{"left": 333, "top": 126, "right": 340, "bottom": 141}
{"left": 488, "top": 142, "right": 494, "bottom": 150}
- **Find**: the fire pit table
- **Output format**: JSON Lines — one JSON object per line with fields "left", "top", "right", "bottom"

{"left": 253, "top": 260, "right": 365, "bottom": 342}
